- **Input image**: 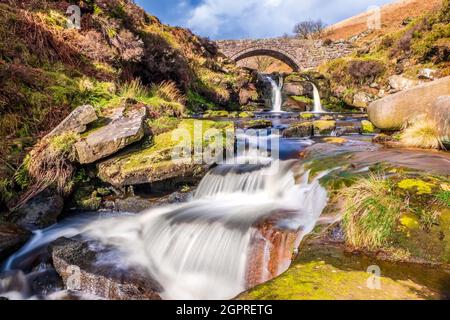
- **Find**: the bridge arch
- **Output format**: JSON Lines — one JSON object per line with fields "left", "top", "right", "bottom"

{"left": 229, "top": 46, "right": 302, "bottom": 71}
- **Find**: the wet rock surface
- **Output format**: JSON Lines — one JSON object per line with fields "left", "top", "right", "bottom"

{"left": 51, "top": 238, "right": 162, "bottom": 300}
{"left": 9, "top": 192, "right": 64, "bottom": 230}
{"left": 0, "top": 222, "right": 31, "bottom": 263}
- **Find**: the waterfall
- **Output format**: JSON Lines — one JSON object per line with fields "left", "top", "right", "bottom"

{"left": 2, "top": 160, "right": 328, "bottom": 300}
{"left": 311, "top": 82, "right": 325, "bottom": 113}
{"left": 266, "top": 76, "right": 283, "bottom": 112}
{"left": 81, "top": 160, "right": 328, "bottom": 300}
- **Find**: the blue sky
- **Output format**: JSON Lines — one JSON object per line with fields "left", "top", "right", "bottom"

{"left": 135, "top": 0, "right": 396, "bottom": 40}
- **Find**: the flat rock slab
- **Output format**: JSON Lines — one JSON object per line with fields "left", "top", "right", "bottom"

{"left": 0, "top": 222, "right": 31, "bottom": 263}
{"left": 51, "top": 238, "right": 162, "bottom": 300}
{"left": 48, "top": 105, "right": 98, "bottom": 137}
{"left": 237, "top": 243, "right": 445, "bottom": 300}
{"left": 75, "top": 106, "right": 147, "bottom": 164}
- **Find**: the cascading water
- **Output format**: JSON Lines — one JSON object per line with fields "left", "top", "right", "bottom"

{"left": 265, "top": 76, "right": 283, "bottom": 112}
{"left": 82, "top": 160, "right": 328, "bottom": 300}
{"left": 311, "top": 82, "right": 325, "bottom": 113}
{"left": 1, "top": 160, "right": 328, "bottom": 300}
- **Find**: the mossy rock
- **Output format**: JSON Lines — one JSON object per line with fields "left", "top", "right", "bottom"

{"left": 299, "top": 113, "right": 314, "bottom": 120}
{"left": 291, "top": 96, "right": 313, "bottom": 104}
{"left": 238, "top": 111, "right": 255, "bottom": 118}
{"left": 202, "top": 110, "right": 230, "bottom": 118}
{"left": 394, "top": 209, "right": 450, "bottom": 264}
{"left": 242, "top": 119, "right": 272, "bottom": 129}
{"left": 313, "top": 120, "right": 336, "bottom": 135}
{"left": 361, "top": 120, "right": 376, "bottom": 134}
{"left": 97, "top": 119, "right": 234, "bottom": 187}
{"left": 323, "top": 137, "right": 348, "bottom": 144}
{"left": 237, "top": 244, "right": 442, "bottom": 300}
{"left": 283, "top": 122, "right": 313, "bottom": 138}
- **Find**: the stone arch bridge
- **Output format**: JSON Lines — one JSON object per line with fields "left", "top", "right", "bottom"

{"left": 216, "top": 38, "right": 353, "bottom": 71}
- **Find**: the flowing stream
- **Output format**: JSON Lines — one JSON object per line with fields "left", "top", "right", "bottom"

{"left": 1, "top": 128, "right": 328, "bottom": 300}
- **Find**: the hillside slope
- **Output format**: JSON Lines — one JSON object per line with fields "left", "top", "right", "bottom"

{"left": 325, "top": 0, "right": 444, "bottom": 40}
{"left": 0, "top": 0, "right": 250, "bottom": 211}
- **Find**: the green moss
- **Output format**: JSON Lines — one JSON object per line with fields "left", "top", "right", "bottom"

{"left": 203, "top": 110, "right": 229, "bottom": 118}
{"left": 186, "top": 90, "right": 216, "bottom": 112}
{"left": 291, "top": 96, "right": 313, "bottom": 104}
{"left": 398, "top": 179, "right": 435, "bottom": 195}
{"left": 313, "top": 120, "right": 336, "bottom": 135}
{"left": 238, "top": 111, "right": 254, "bottom": 118}
{"left": 299, "top": 113, "right": 314, "bottom": 119}
{"left": 49, "top": 132, "right": 80, "bottom": 154}
{"left": 436, "top": 190, "right": 450, "bottom": 207}
{"left": 361, "top": 120, "right": 375, "bottom": 134}
{"left": 238, "top": 245, "right": 438, "bottom": 300}
{"left": 147, "top": 117, "right": 181, "bottom": 135}
{"left": 242, "top": 119, "right": 272, "bottom": 129}
{"left": 119, "top": 119, "right": 234, "bottom": 174}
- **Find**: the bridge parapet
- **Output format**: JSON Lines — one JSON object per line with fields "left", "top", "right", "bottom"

{"left": 216, "top": 38, "right": 353, "bottom": 70}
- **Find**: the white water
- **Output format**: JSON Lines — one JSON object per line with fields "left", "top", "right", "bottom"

{"left": 266, "top": 76, "right": 283, "bottom": 112}
{"left": 311, "top": 82, "right": 325, "bottom": 113}
{"left": 82, "top": 160, "right": 328, "bottom": 300}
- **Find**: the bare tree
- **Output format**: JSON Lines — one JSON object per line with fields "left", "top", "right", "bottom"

{"left": 293, "top": 19, "right": 327, "bottom": 39}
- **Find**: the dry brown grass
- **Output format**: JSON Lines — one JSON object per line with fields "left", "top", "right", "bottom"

{"left": 400, "top": 115, "right": 445, "bottom": 150}
{"left": 151, "top": 80, "right": 186, "bottom": 105}
{"left": 324, "top": 0, "right": 444, "bottom": 41}
{"left": 14, "top": 132, "right": 79, "bottom": 209}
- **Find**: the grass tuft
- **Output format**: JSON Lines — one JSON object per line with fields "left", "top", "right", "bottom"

{"left": 400, "top": 116, "right": 444, "bottom": 150}
{"left": 341, "top": 174, "right": 404, "bottom": 250}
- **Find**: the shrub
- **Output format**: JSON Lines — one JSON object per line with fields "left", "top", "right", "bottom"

{"left": 348, "top": 60, "right": 384, "bottom": 84}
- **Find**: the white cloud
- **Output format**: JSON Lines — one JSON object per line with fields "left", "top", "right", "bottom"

{"left": 184, "top": 0, "right": 393, "bottom": 39}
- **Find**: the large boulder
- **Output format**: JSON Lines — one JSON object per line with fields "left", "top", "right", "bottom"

{"left": 0, "top": 222, "right": 31, "bottom": 262}
{"left": 430, "top": 96, "right": 450, "bottom": 140}
{"left": 75, "top": 106, "right": 147, "bottom": 164}
{"left": 48, "top": 105, "right": 98, "bottom": 137}
{"left": 51, "top": 238, "right": 162, "bottom": 300}
{"left": 10, "top": 192, "right": 64, "bottom": 230}
{"left": 368, "top": 76, "right": 450, "bottom": 130}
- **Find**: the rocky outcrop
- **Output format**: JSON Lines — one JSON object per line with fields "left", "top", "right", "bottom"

{"left": 283, "top": 122, "right": 313, "bottom": 138}
{"left": 353, "top": 91, "right": 373, "bottom": 108}
{"left": 48, "top": 105, "right": 98, "bottom": 137}
{"left": 0, "top": 222, "right": 31, "bottom": 262}
{"left": 368, "top": 76, "right": 450, "bottom": 130}
{"left": 388, "top": 75, "right": 421, "bottom": 92}
{"left": 51, "top": 238, "right": 162, "bottom": 300}
{"left": 75, "top": 106, "right": 147, "bottom": 164}
{"left": 97, "top": 119, "right": 232, "bottom": 187}
{"left": 10, "top": 192, "right": 64, "bottom": 230}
